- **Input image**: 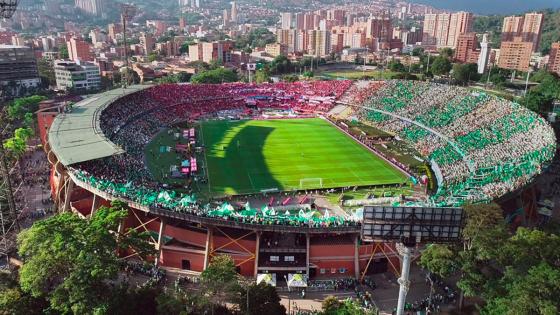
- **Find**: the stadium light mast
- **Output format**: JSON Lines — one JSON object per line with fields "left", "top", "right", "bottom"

{"left": 0, "top": 118, "right": 20, "bottom": 266}
{"left": 120, "top": 3, "right": 136, "bottom": 88}
{"left": 0, "top": 0, "right": 19, "bottom": 265}
{"left": 361, "top": 206, "right": 464, "bottom": 315}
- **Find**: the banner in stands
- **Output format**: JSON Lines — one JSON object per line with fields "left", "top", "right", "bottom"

{"left": 430, "top": 159, "right": 444, "bottom": 191}
{"left": 287, "top": 273, "right": 308, "bottom": 287}
{"left": 257, "top": 273, "right": 276, "bottom": 287}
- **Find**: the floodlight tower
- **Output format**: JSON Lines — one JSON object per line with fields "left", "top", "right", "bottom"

{"left": 120, "top": 3, "right": 136, "bottom": 88}
{"left": 0, "top": 0, "right": 19, "bottom": 267}
{"left": 361, "top": 206, "right": 464, "bottom": 315}
{"left": 0, "top": 120, "right": 19, "bottom": 265}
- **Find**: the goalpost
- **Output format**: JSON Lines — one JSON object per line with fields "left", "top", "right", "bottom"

{"left": 299, "top": 178, "right": 323, "bottom": 189}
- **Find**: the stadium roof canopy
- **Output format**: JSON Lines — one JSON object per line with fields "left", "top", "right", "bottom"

{"left": 48, "top": 85, "right": 150, "bottom": 166}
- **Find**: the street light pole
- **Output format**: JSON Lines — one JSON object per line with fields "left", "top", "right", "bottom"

{"left": 524, "top": 70, "right": 532, "bottom": 96}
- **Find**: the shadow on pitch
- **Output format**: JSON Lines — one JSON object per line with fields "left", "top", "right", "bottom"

{"left": 210, "top": 123, "right": 283, "bottom": 194}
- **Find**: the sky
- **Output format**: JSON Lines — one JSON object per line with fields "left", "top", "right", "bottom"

{"left": 412, "top": 0, "right": 560, "bottom": 15}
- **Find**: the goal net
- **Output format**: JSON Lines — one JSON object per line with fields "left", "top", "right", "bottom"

{"left": 299, "top": 178, "right": 323, "bottom": 189}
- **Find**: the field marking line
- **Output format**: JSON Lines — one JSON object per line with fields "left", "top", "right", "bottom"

{"left": 246, "top": 171, "right": 256, "bottom": 191}
{"left": 199, "top": 123, "right": 212, "bottom": 194}
{"left": 323, "top": 117, "right": 412, "bottom": 180}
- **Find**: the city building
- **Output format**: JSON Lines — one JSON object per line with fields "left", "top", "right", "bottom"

{"left": 223, "top": 9, "right": 230, "bottom": 27}
{"left": 501, "top": 12, "right": 544, "bottom": 52}
{"left": 189, "top": 40, "right": 234, "bottom": 63}
{"left": 454, "top": 33, "right": 479, "bottom": 64}
{"left": 54, "top": 60, "right": 101, "bottom": 91}
{"left": 156, "top": 41, "right": 179, "bottom": 57}
{"left": 501, "top": 15, "right": 524, "bottom": 42}
{"left": 67, "top": 37, "right": 93, "bottom": 62}
{"left": 265, "top": 43, "right": 288, "bottom": 57}
{"left": 422, "top": 11, "right": 473, "bottom": 48}
{"left": 0, "top": 45, "right": 40, "bottom": 98}
{"left": 140, "top": 33, "right": 155, "bottom": 56}
{"left": 107, "top": 23, "right": 122, "bottom": 43}
{"left": 477, "top": 34, "right": 492, "bottom": 74}
{"left": 280, "top": 12, "right": 293, "bottom": 29}
{"left": 548, "top": 42, "right": 560, "bottom": 76}
{"left": 521, "top": 12, "right": 544, "bottom": 52}
{"left": 11, "top": 34, "right": 24, "bottom": 46}
{"left": 307, "top": 30, "right": 331, "bottom": 56}
{"left": 498, "top": 37, "right": 533, "bottom": 72}
{"left": 230, "top": 1, "right": 238, "bottom": 24}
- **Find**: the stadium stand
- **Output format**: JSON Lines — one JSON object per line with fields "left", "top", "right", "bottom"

{"left": 348, "top": 80, "right": 556, "bottom": 206}
{"left": 66, "top": 80, "right": 555, "bottom": 227}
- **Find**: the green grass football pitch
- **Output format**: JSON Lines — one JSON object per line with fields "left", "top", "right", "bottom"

{"left": 200, "top": 118, "right": 408, "bottom": 195}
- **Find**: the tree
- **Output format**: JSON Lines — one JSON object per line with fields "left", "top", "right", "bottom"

{"left": 303, "top": 71, "right": 314, "bottom": 78}
{"left": 58, "top": 45, "right": 69, "bottom": 59}
{"left": 419, "top": 244, "right": 458, "bottom": 278}
{"left": 477, "top": 228, "right": 560, "bottom": 315}
{"left": 0, "top": 270, "right": 48, "bottom": 314}
{"left": 255, "top": 69, "right": 271, "bottom": 83}
{"left": 200, "top": 255, "right": 239, "bottom": 307}
{"left": 389, "top": 60, "right": 406, "bottom": 72}
{"left": 282, "top": 74, "right": 299, "bottom": 83}
{"left": 177, "top": 72, "right": 192, "bottom": 83}
{"left": 321, "top": 296, "right": 342, "bottom": 314}
{"left": 37, "top": 59, "right": 56, "bottom": 88}
{"left": 236, "top": 282, "right": 286, "bottom": 315}
{"left": 148, "top": 53, "right": 159, "bottom": 62}
{"left": 14, "top": 127, "right": 33, "bottom": 141}
{"left": 452, "top": 63, "right": 480, "bottom": 85}
{"left": 6, "top": 95, "right": 46, "bottom": 121}
{"left": 462, "top": 203, "right": 507, "bottom": 254}
{"left": 17, "top": 201, "right": 155, "bottom": 314}
{"left": 412, "top": 47, "right": 425, "bottom": 57}
{"left": 3, "top": 136, "right": 26, "bottom": 158}
{"left": 520, "top": 73, "right": 560, "bottom": 113}
{"left": 431, "top": 56, "right": 452, "bottom": 76}
{"left": 270, "top": 55, "right": 292, "bottom": 74}
{"left": 322, "top": 297, "right": 376, "bottom": 315}
{"left": 186, "top": 60, "right": 210, "bottom": 72}
{"left": 190, "top": 68, "right": 238, "bottom": 84}
{"left": 440, "top": 48, "right": 454, "bottom": 58}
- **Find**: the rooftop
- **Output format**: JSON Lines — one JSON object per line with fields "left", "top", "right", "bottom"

{"left": 48, "top": 85, "right": 151, "bottom": 166}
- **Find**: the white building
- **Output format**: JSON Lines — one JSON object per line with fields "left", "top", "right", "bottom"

{"left": 54, "top": 60, "right": 101, "bottom": 91}
{"left": 477, "top": 34, "right": 491, "bottom": 74}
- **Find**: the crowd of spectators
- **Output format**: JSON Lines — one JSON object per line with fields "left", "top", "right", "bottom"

{"left": 350, "top": 80, "right": 556, "bottom": 206}
{"left": 75, "top": 81, "right": 355, "bottom": 228}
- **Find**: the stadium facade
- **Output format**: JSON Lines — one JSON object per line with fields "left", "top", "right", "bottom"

{"left": 42, "top": 81, "right": 556, "bottom": 280}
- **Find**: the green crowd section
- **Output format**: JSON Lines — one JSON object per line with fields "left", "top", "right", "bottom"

{"left": 356, "top": 80, "right": 556, "bottom": 207}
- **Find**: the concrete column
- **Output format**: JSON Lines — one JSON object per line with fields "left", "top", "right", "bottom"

{"left": 63, "top": 178, "right": 74, "bottom": 212}
{"left": 155, "top": 219, "right": 166, "bottom": 266}
{"left": 254, "top": 232, "right": 261, "bottom": 277}
{"left": 204, "top": 226, "right": 213, "bottom": 269}
{"left": 56, "top": 172, "right": 65, "bottom": 208}
{"left": 90, "top": 194, "right": 100, "bottom": 217}
{"left": 306, "top": 233, "right": 310, "bottom": 276}
{"left": 396, "top": 244, "right": 412, "bottom": 315}
{"left": 354, "top": 234, "right": 360, "bottom": 279}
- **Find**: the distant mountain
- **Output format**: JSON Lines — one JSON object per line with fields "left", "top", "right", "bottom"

{"left": 412, "top": 0, "right": 560, "bottom": 15}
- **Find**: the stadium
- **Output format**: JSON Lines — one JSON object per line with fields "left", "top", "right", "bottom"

{"left": 43, "top": 80, "right": 556, "bottom": 282}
